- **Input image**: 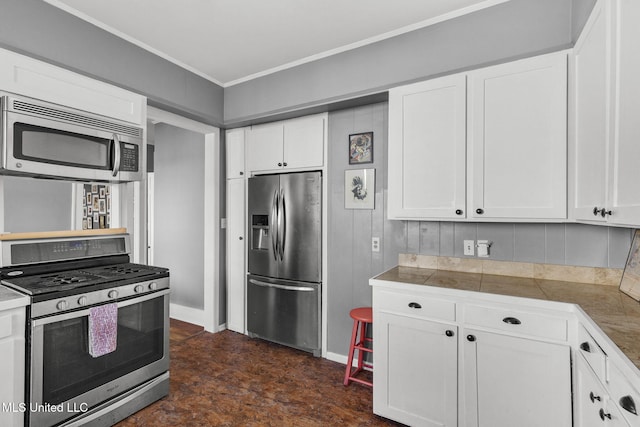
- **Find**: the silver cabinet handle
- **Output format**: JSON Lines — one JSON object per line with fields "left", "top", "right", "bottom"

{"left": 249, "top": 278, "right": 315, "bottom": 292}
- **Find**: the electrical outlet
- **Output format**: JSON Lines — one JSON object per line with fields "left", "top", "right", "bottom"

{"left": 477, "top": 240, "right": 491, "bottom": 257}
{"left": 464, "top": 240, "right": 475, "bottom": 256}
{"left": 372, "top": 237, "right": 380, "bottom": 253}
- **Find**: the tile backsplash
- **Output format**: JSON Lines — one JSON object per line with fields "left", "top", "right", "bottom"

{"left": 399, "top": 254, "right": 624, "bottom": 286}
{"left": 407, "top": 221, "right": 634, "bottom": 269}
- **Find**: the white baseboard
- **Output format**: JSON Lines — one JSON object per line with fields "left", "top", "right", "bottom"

{"left": 170, "top": 303, "right": 205, "bottom": 326}
{"left": 326, "top": 351, "right": 373, "bottom": 370}
{"left": 326, "top": 351, "right": 348, "bottom": 365}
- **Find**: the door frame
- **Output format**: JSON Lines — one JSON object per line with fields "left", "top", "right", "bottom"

{"left": 147, "top": 105, "right": 221, "bottom": 333}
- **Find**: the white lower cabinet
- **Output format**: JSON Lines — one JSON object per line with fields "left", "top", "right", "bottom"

{"left": 462, "top": 329, "right": 572, "bottom": 427}
{"left": 373, "top": 312, "right": 458, "bottom": 427}
{"left": 226, "top": 177, "right": 245, "bottom": 334}
{"left": 372, "top": 284, "right": 575, "bottom": 427}
{"left": 0, "top": 305, "right": 26, "bottom": 427}
{"left": 576, "top": 354, "right": 630, "bottom": 427}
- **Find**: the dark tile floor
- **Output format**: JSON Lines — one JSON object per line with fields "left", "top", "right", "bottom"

{"left": 115, "top": 319, "right": 400, "bottom": 426}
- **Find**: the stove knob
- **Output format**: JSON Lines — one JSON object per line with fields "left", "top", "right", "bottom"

{"left": 108, "top": 290, "right": 119, "bottom": 299}
{"left": 56, "top": 300, "right": 68, "bottom": 311}
{"left": 77, "top": 296, "right": 88, "bottom": 306}
{"left": 149, "top": 282, "right": 158, "bottom": 291}
{"left": 134, "top": 285, "right": 144, "bottom": 293}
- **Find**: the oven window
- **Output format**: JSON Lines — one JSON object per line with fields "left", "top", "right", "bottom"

{"left": 14, "top": 122, "right": 111, "bottom": 169}
{"left": 41, "top": 297, "right": 165, "bottom": 405}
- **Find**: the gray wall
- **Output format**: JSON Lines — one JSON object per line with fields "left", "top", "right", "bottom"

{"left": 153, "top": 124, "right": 205, "bottom": 310}
{"left": 326, "top": 102, "right": 634, "bottom": 356}
{"left": 225, "top": 0, "right": 586, "bottom": 124}
{"left": 0, "top": 0, "right": 596, "bottom": 127}
{"left": 3, "top": 176, "right": 73, "bottom": 232}
{"left": 0, "top": 0, "right": 224, "bottom": 126}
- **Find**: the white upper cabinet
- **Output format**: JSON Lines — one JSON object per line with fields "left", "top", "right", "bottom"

{"left": 283, "top": 115, "right": 325, "bottom": 170}
{"left": 570, "top": 0, "right": 640, "bottom": 227}
{"left": 388, "top": 51, "right": 568, "bottom": 222}
{"left": 468, "top": 52, "right": 568, "bottom": 220}
{"left": 246, "top": 114, "right": 325, "bottom": 174}
{"left": 570, "top": 0, "right": 611, "bottom": 223}
{"left": 388, "top": 74, "right": 467, "bottom": 219}
{"left": 226, "top": 128, "right": 247, "bottom": 179}
{"left": 0, "top": 48, "right": 145, "bottom": 125}
{"left": 608, "top": 0, "right": 640, "bottom": 225}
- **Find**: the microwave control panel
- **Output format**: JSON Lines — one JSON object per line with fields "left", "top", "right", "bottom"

{"left": 120, "top": 143, "right": 139, "bottom": 172}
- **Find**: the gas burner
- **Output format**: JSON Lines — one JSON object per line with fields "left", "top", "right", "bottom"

{"left": 35, "top": 272, "right": 102, "bottom": 289}
{"left": 103, "top": 265, "right": 144, "bottom": 275}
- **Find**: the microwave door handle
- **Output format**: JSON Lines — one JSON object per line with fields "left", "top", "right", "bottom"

{"left": 111, "top": 134, "right": 121, "bottom": 177}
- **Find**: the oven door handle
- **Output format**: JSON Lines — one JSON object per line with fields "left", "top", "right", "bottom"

{"left": 31, "top": 289, "right": 170, "bottom": 326}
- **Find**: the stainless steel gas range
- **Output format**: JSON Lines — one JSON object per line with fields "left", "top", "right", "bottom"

{"left": 0, "top": 233, "right": 170, "bottom": 427}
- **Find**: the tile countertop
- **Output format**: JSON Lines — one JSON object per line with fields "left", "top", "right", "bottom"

{"left": 374, "top": 266, "right": 640, "bottom": 370}
{"left": 0, "top": 284, "right": 29, "bottom": 311}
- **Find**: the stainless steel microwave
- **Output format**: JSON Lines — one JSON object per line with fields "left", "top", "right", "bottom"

{"left": 1, "top": 92, "right": 143, "bottom": 182}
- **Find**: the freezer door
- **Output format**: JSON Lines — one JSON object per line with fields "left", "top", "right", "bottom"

{"left": 247, "top": 275, "right": 321, "bottom": 355}
{"left": 279, "top": 172, "right": 321, "bottom": 283}
{"left": 248, "top": 174, "right": 279, "bottom": 279}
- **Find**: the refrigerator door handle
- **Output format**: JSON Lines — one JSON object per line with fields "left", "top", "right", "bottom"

{"left": 271, "top": 190, "right": 279, "bottom": 261}
{"left": 279, "top": 188, "right": 286, "bottom": 261}
{"left": 249, "top": 278, "right": 316, "bottom": 292}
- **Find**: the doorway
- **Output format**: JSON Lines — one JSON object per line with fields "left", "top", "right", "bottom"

{"left": 146, "top": 106, "right": 220, "bottom": 333}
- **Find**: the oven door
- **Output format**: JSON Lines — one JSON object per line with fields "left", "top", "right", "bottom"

{"left": 28, "top": 290, "right": 169, "bottom": 427}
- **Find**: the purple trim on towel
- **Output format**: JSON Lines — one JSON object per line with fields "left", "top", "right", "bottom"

{"left": 89, "top": 303, "right": 118, "bottom": 357}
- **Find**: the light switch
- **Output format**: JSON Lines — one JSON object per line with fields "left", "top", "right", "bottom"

{"left": 464, "top": 240, "right": 475, "bottom": 256}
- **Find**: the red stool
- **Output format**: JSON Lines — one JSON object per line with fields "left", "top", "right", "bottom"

{"left": 343, "top": 307, "right": 373, "bottom": 387}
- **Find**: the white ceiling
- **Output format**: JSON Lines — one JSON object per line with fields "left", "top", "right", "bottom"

{"left": 44, "top": 0, "right": 508, "bottom": 87}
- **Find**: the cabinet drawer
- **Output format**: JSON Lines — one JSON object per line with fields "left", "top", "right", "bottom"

{"left": 578, "top": 325, "right": 608, "bottom": 384}
{"left": 375, "top": 290, "right": 455, "bottom": 322}
{"left": 609, "top": 363, "right": 640, "bottom": 426}
{"left": 464, "top": 304, "right": 567, "bottom": 341}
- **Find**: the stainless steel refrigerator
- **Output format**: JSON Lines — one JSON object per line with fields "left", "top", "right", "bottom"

{"left": 247, "top": 171, "right": 322, "bottom": 356}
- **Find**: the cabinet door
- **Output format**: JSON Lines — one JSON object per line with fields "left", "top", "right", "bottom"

{"left": 283, "top": 115, "right": 325, "bottom": 170}
{"left": 0, "top": 308, "right": 25, "bottom": 427}
{"left": 388, "top": 74, "right": 467, "bottom": 219}
{"left": 0, "top": 48, "right": 144, "bottom": 125}
{"left": 373, "top": 312, "right": 457, "bottom": 427}
{"left": 468, "top": 52, "right": 567, "bottom": 220}
{"left": 571, "top": 0, "right": 611, "bottom": 223}
{"left": 608, "top": 0, "right": 640, "bottom": 225}
{"left": 462, "top": 329, "right": 572, "bottom": 427}
{"left": 246, "top": 122, "right": 284, "bottom": 173}
{"left": 226, "top": 128, "right": 246, "bottom": 179}
{"left": 575, "top": 355, "right": 632, "bottom": 427}
{"left": 226, "top": 178, "right": 246, "bottom": 334}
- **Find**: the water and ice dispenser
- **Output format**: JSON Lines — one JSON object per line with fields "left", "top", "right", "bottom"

{"left": 251, "top": 215, "right": 269, "bottom": 251}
